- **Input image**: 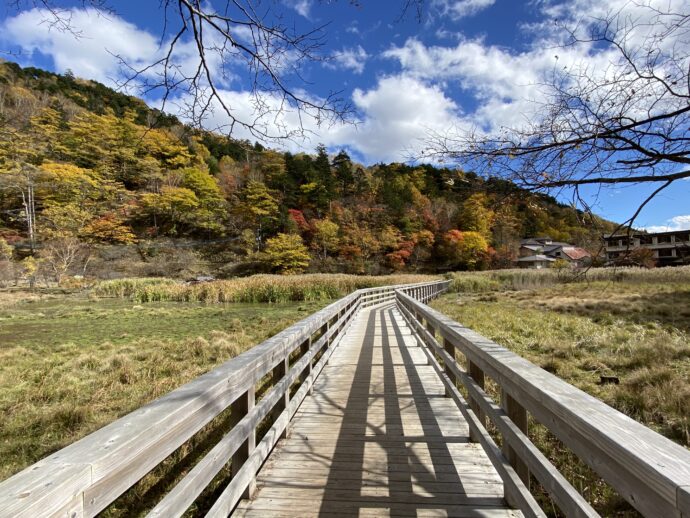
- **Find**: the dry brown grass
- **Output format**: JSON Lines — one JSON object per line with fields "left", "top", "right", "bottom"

{"left": 0, "top": 296, "right": 326, "bottom": 481}
{"left": 432, "top": 279, "right": 690, "bottom": 516}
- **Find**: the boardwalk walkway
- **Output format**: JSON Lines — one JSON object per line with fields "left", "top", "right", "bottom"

{"left": 235, "top": 303, "right": 521, "bottom": 517}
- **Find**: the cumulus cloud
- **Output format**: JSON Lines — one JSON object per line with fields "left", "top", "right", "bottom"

{"left": 1, "top": 8, "right": 159, "bottom": 85}
{"left": 432, "top": 0, "right": 495, "bottom": 20}
{"left": 326, "top": 46, "right": 369, "bottom": 74}
{"left": 644, "top": 215, "right": 690, "bottom": 233}
{"left": 383, "top": 37, "right": 565, "bottom": 130}
{"left": 325, "top": 74, "right": 465, "bottom": 163}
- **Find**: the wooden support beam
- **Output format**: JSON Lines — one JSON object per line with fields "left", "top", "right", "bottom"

{"left": 468, "top": 361, "right": 486, "bottom": 440}
{"left": 272, "top": 357, "right": 289, "bottom": 439}
{"left": 501, "top": 390, "right": 530, "bottom": 487}
{"left": 231, "top": 386, "right": 256, "bottom": 499}
{"left": 300, "top": 337, "right": 313, "bottom": 395}
{"left": 443, "top": 337, "right": 455, "bottom": 398}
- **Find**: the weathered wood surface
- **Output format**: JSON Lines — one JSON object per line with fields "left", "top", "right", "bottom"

{"left": 234, "top": 303, "right": 520, "bottom": 517}
{"left": 397, "top": 290, "right": 690, "bottom": 518}
{"left": 0, "top": 281, "right": 448, "bottom": 518}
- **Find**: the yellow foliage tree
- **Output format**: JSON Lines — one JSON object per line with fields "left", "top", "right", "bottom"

{"left": 264, "top": 233, "right": 311, "bottom": 274}
{"left": 312, "top": 218, "right": 339, "bottom": 259}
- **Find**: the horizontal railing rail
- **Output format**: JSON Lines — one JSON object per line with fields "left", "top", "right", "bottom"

{"left": 0, "top": 280, "right": 449, "bottom": 518}
{"left": 396, "top": 289, "right": 690, "bottom": 518}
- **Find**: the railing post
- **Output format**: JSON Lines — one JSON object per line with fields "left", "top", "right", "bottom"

{"left": 231, "top": 386, "right": 256, "bottom": 499}
{"left": 323, "top": 320, "right": 331, "bottom": 364}
{"left": 443, "top": 338, "right": 456, "bottom": 397}
{"left": 300, "top": 336, "right": 312, "bottom": 395}
{"left": 423, "top": 319, "right": 435, "bottom": 365}
{"left": 501, "top": 390, "right": 530, "bottom": 486}
{"left": 273, "top": 356, "right": 290, "bottom": 439}
{"left": 467, "top": 361, "right": 486, "bottom": 441}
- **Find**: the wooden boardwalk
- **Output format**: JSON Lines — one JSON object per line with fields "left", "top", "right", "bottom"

{"left": 235, "top": 303, "right": 521, "bottom": 517}
{"left": 5, "top": 282, "right": 690, "bottom": 517}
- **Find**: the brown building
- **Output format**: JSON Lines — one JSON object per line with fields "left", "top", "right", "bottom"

{"left": 516, "top": 237, "right": 591, "bottom": 269}
{"left": 604, "top": 230, "right": 690, "bottom": 266}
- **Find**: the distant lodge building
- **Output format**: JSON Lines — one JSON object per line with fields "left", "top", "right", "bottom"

{"left": 516, "top": 237, "right": 591, "bottom": 269}
{"left": 604, "top": 230, "right": 690, "bottom": 266}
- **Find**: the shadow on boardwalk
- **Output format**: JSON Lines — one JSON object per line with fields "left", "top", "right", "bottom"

{"left": 235, "top": 304, "right": 516, "bottom": 518}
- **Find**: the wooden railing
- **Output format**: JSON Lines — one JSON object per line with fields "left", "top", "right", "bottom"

{"left": 396, "top": 289, "right": 690, "bottom": 518}
{"left": 0, "top": 280, "right": 449, "bottom": 518}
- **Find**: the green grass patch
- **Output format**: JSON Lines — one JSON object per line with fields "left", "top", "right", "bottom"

{"left": 0, "top": 294, "right": 326, "bottom": 480}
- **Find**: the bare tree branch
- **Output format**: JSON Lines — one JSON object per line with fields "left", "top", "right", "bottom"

{"left": 6, "top": 0, "right": 355, "bottom": 142}
{"left": 422, "top": 1, "right": 690, "bottom": 220}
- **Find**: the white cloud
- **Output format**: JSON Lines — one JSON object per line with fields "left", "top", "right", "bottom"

{"left": 326, "top": 46, "right": 369, "bottom": 74}
{"left": 0, "top": 8, "right": 160, "bottom": 85}
{"left": 383, "top": 36, "right": 590, "bottom": 130}
{"left": 644, "top": 215, "right": 690, "bottom": 233}
{"left": 325, "top": 74, "right": 465, "bottom": 162}
{"left": 284, "top": 0, "right": 312, "bottom": 19}
{"left": 432, "top": 0, "right": 495, "bottom": 20}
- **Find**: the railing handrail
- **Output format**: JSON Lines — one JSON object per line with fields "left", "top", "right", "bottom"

{"left": 396, "top": 289, "right": 690, "bottom": 518}
{"left": 0, "top": 279, "right": 449, "bottom": 518}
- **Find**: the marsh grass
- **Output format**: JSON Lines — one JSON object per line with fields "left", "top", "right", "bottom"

{"left": 446, "top": 265, "right": 690, "bottom": 293}
{"left": 94, "top": 273, "right": 438, "bottom": 304}
{"left": 432, "top": 278, "right": 690, "bottom": 515}
{"left": 0, "top": 295, "right": 326, "bottom": 481}
{"left": 93, "top": 277, "right": 178, "bottom": 298}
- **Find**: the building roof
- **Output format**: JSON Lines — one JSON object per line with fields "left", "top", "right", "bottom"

{"left": 561, "top": 247, "right": 591, "bottom": 260}
{"left": 516, "top": 254, "right": 556, "bottom": 262}
{"left": 520, "top": 244, "right": 542, "bottom": 251}
{"left": 605, "top": 229, "right": 690, "bottom": 238}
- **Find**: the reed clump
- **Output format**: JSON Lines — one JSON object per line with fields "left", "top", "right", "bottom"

{"left": 95, "top": 274, "right": 438, "bottom": 303}
{"left": 93, "top": 278, "right": 177, "bottom": 298}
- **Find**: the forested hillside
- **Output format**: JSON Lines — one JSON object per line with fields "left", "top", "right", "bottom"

{"left": 0, "top": 61, "right": 614, "bottom": 281}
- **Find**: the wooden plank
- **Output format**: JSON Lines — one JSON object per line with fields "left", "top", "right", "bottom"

{"left": 236, "top": 497, "right": 521, "bottom": 518}
{"left": 397, "top": 290, "right": 690, "bottom": 518}
{"left": 0, "top": 463, "right": 90, "bottom": 518}
{"left": 237, "top": 303, "right": 517, "bottom": 518}
{"left": 408, "top": 318, "right": 597, "bottom": 518}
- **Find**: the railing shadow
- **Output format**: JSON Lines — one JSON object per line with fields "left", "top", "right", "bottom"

{"left": 311, "top": 302, "right": 505, "bottom": 516}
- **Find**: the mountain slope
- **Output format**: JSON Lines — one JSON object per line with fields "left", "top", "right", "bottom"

{"left": 0, "top": 61, "right": 615, "bottom": 277}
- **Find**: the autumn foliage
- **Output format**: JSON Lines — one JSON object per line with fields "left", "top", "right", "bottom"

{"left": 0, "top": 62, "right": 614, "bottom": 280}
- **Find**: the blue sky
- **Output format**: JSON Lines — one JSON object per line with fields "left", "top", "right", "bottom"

{"left": 1, "top": 0, "right": 688, "bottom": 229}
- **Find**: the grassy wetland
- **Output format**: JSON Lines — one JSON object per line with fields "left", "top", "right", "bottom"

{"left": 0, "top": 290, "right": 328, "bottom": 480}
{"left": 0, "top": 273, "right": 435, "bottom": 480}
{"left": 1, "top": 268, "right": 689, "bottom": 515}
{"left": 435, "top": 266, "right": 690, "bottom": 514}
